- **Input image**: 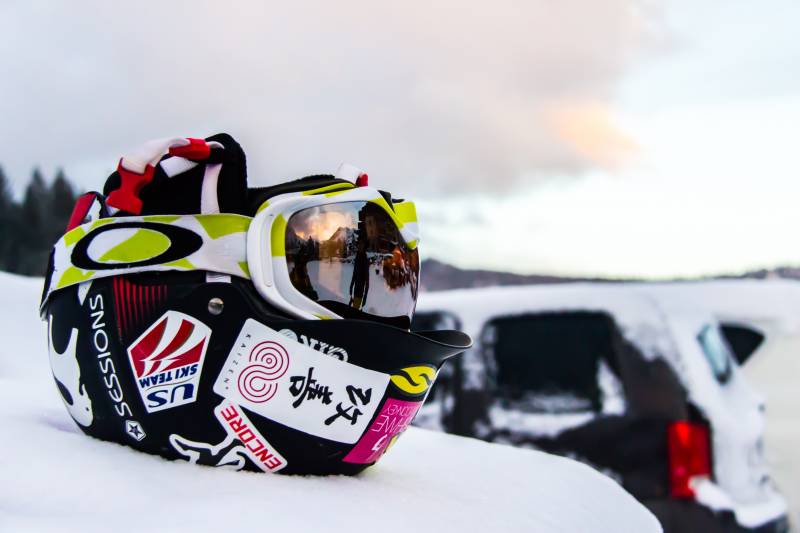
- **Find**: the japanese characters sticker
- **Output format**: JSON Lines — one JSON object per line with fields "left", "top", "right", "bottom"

{"left": 214, "top": 319, "right": 390, "bottom": 444}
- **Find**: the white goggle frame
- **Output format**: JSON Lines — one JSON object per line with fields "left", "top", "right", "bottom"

{"left": 247, "top": 185, "right": 420, "bottom": 320}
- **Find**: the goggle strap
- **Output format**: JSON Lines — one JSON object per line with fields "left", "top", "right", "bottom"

{"left": 41, "top": 214, "right": 251, "bottom": 310}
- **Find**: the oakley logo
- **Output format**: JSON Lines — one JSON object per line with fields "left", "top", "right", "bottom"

{"left": 278, "top": 329, "right": 348, "bottom": 361}
{"left": 71, "top": 222, "right": 202, "bottom": 271}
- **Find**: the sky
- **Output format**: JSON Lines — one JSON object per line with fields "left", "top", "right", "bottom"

{"left": 1, "top": 0, "right": 798, "bottom": 278}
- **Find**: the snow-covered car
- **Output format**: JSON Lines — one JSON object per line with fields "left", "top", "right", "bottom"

{"left": 413, "top": 284, "right": 789, "bottom": 533}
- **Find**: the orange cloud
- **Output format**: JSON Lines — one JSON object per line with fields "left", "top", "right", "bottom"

{"left": 548, "top": 103, "right": 639, "bottom": 169}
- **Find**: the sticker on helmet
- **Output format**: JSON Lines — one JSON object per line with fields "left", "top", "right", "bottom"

{"left": 278, "top": 328, "right": 349, "bottom": 361}
{"left": 343, "top": 398, "right": 423, "bottom": 464}
{"left": 214, "top": 400, "right": 287, "bottom": 472}
{"left": 169, "top": 433, "right": 248, "bottom": 471}
{"left": 127, "top": 311, "right": 211, "bottom": 413}
{"left": 390, "top": 365, "right": 437, "bottom": 396}
{"left": 214, "top": 319, "right": 391, "bottom": 444}
{"left": 169, "top": 401, "right": 287, "bottom": 473}
{"left": 125, "top": 420, "right": 146, "bottom": 441}
{"left": 89, "top": 293, "right": 133, "bottom": 419}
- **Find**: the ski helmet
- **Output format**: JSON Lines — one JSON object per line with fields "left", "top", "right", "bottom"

{"left": 41, "top": 133, "right": 470, "bottom": 475}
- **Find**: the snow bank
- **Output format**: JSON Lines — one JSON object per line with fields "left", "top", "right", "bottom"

{"left": 0, "top": 272, "right": 660, "bottom": 533}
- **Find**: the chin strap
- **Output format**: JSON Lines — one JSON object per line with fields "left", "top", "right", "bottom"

{"left": 41, "top": 213, "right": 251, "bottom": 313}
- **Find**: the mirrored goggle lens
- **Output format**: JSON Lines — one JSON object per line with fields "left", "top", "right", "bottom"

{"left": 285, "top": 201, "right": 419, "bottom": 328}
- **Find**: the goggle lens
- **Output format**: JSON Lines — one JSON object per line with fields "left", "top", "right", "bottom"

{"left": 285, "top": 201, "right": 419, "bottom": 328}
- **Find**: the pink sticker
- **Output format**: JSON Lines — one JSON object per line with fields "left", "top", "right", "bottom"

{"left": 343, "top": 398, "right": 422, "bottom": 464}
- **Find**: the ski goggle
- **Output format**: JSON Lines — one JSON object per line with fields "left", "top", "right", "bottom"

{"left": 248, "top": 185, "right": 420, "bottom": 328}
{"left": 42, "top": 184, "right": 421, "bottom": 328}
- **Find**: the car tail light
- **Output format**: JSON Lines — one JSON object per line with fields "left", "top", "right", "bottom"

{"left": 667, "top": 420, "right": 711, "bottom": 499}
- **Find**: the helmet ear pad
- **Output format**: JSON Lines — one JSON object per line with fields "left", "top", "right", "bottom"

{"left": 46, "top": 273, "right": 469, "bottom": 475}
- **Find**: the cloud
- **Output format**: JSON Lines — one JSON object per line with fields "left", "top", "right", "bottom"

{"left": 0, "top": 0, "right": 664, "bottom": 196}
{"left": 547, "top": 102, "right": 639, "bottom": 169}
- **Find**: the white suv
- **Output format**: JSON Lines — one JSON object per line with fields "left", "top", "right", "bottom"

{"left": 413, "top": 284, "right": 789, "bottom": 533}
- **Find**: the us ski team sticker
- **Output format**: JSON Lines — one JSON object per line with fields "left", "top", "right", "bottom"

{"left": 127, "top": 311, "right": 211, "bottom": 413}
{"left": 214, "top": 319, "right": 390, "bottom": 444}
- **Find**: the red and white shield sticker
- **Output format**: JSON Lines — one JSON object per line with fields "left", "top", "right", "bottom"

{"left": 127, "top": 311, "right": 211, "bottom": 413}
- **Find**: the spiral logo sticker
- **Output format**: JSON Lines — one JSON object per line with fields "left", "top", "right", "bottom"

{"left": 237, "top": 342, "right": 290, "bottom": 403}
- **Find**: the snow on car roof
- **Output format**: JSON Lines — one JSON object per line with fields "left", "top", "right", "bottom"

{"left": 418, "top": 283, "right": 680, "bottom": 363}
{"left": 633, "top": 279, "right": 800, "bottom": 336}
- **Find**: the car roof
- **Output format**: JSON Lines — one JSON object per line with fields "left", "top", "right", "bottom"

{"left": 418, "top": 283, "right": 680, "bottom": 363}
{"left": 632, "top": 279, "right": 800, "bottom": 336}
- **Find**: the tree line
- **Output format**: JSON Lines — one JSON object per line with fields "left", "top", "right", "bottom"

{"left": 0, "top": 166, "right": 79, "bottom": 276}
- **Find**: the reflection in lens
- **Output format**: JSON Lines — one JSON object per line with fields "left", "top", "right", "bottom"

{"left": 285, "top": 202, "right": 419, "bottom": 327}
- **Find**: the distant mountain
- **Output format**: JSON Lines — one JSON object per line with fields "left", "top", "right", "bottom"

{"left": 724, "top": 266, "right": 800, "bottom": 281}
{"left": 418, "top": 259, "right": 618, "bottom": 291}
{"left": 419, "top": 259, "right": 800, "bottom": 292}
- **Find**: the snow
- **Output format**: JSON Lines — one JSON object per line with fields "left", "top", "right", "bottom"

{"left": 693, "top": 477, "right": 789, "bottom": 530}
{"left": 419, "top": 284, "right": 681, "bottom": 365}
{"left": 0, "top": 272, "right": 660, "bottom": 533}
{"left": 482, "top": 360, "right": 626, "bottom": 440}
{"left": 634, "top": 279, "right": 800, "bottom": 336}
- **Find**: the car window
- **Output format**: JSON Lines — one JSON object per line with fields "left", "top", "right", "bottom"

{"left": 697, "top": 324, "right": 733, "bottom": 384}
{"left": 720, "top": 323, "right": 765, "bottom": 366}
{"left": 481, "top": 311, "right": 619, "bottom": 413}
{"left": 411, "top": 310, "right": 461, "bottom": 332}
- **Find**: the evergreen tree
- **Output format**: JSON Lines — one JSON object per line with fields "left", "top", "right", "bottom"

{"left": 0, "top": 167, "right": 17, "bottom": 272}
{"left": 21, "top": 168, "right": 47, "bottom": 223}
{"left": 48, "top": 168, "right": 77, "bottom": 245}
{"left": 0, "top": 166, "right": 80, "bottom": 276}
{"left": 0, "top": 166, "right": 11, "bottom": 211}
{"left": 19, "top": 168, "right": 50, "bottom": 275}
